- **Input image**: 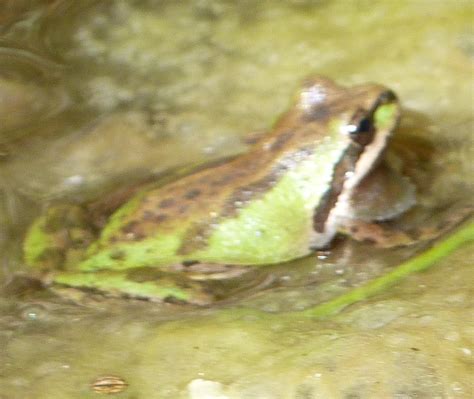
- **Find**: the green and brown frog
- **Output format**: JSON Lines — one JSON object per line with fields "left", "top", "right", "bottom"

{"left": 22, "top": 77, "right": 464, "bottom": 305}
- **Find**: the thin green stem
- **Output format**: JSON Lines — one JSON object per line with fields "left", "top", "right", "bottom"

{"left": 301, "top": 219, "right": 474, "bottom": 318}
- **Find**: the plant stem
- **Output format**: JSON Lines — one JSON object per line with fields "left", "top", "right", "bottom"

{"left": 301, "top": 219, "right": 474, "bottom": 318}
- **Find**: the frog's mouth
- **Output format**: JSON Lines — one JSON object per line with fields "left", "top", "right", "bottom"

{"left": 312, "top": 91, "right": 400, "bottom": 244}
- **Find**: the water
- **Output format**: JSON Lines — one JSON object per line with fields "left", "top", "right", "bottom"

{"left": 0, "top": 1, "right": 472, "bottom": 398}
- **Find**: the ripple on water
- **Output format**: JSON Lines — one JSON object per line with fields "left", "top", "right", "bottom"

{"left": 0, "top": 47, "right": 69, "bottom": 142}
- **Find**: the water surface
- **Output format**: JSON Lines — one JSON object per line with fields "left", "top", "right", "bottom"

{"left": 0, "top": 1, "right": 472, "bottom": 398}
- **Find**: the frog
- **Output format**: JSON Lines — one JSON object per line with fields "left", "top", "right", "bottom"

{"left": 23, "top": 76, "right": 430, "bottom": 305}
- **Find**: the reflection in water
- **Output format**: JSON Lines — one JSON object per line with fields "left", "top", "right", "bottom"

{"left": 0, "top": 47, "right": 68, "bottom": 140}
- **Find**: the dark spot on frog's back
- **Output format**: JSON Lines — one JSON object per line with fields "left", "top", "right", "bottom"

{"left": 120, "top": 221, "right": 145, "bottom": 240}
{"left": 178, "top": 222, "right": 211, "bottom": 255}
{"left": 178, "top": 205, "right": 189, "bottom": 215}
{"left": 109, "top": 248, "right": 126, "bottom": 260}
{"left": 142, "top": 210, "right": 154, "bottom": 221}
{"left": 154, "top": 213, "right": 168, "bottom": 223}
{"left": 122, "top": 221, "right": 138, "bottom": 234}
{"left": 159, "top": 198, "right": 175, "bottom": 208}
{"left": 143, "top": 210, "right": 168, "bottom": 223}
{"left": 185, "top": 188, "right": 201, "bottom": 200}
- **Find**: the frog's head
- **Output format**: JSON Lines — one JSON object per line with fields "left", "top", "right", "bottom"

{"left": 292, "top": 76, "right": 402, "bottom": 242}
{"left": 297, "top": 76, "right": 400, "bottom": 188}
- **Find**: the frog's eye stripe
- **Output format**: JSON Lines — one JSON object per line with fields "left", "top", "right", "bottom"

{"left": 349, "top": 88, "right": 396, "bottom": 147}
{"left": 312, "top": 144, "right": 362, "bottom": 233}
{"left": 348, "top": 108, "right": 375, "bottom": 147}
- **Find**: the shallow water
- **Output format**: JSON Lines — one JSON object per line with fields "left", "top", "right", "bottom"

{"left": 0, "top": 1, "right": 473, "bottom": 398}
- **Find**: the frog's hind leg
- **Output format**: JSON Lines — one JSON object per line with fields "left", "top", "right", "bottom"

{"left": 23, "top": 204, "right": 97, "bottom": 271}
{"left": 170, "top": 262, "right": 276, "bottom": 301}
{"left": 50, "top": 269, "right": 214, "bottom": 305}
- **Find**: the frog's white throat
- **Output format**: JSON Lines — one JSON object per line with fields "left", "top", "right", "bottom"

{"left": 310, "top": 123, "right": 393, "bottom": 249}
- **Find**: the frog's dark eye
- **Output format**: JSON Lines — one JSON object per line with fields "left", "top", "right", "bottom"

{"left": 350, "top": 116, "right": 374, "bottom": 146}
{"left": 358, "top": 117, "right": 371, "bottom": 133}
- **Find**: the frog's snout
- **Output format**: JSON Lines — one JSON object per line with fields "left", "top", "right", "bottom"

{"left": 377, "top": 89, "right": 397, "bottom": 106}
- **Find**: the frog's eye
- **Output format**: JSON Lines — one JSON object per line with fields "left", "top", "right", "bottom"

{"left": 357, "top": 117, "right": 371, "bottom": 133}
{"left": 349, "top": 116, "right": 374, "bottom": 146}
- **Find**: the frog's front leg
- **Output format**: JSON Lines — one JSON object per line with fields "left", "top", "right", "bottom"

{"left": 340, "top": 203, "right": 473, "bottom": 248}
{"left": 340, "top": 219, "right": 417, "bottom": 247}
{"left": 338, "top": 160, "right": 473, "bottom": 247}
{"left": 50, "top": 268, "right": 214, "bottom": 305}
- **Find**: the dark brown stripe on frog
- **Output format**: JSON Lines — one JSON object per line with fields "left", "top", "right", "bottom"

{"left": 142, "top": 210, "right": 168, "bottom": 223}
{"left": 177, "top": 146, "right": 315, "bottom": 256}
{"left": 267, "top": 130, "right": 294, "bottom": 152}
{"left": 177, "top": 221, "right": 212, "bottom": 255}
{"left": 221, "top": 145, "right": 314, "bottom": 218}
{"left": 185, "top": 188, "right": 201, "bottom": 199}
{"left": 312, "top": 143, "right": 364, "bottom": 233}
{"left": 159, "top": 198, "right": 176, "bottom": 208}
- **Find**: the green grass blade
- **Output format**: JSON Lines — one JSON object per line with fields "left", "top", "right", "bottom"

{"left": 302, "top": 219, "right": 474, "bottom": 318}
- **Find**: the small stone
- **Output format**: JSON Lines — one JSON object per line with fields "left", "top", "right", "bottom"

{"left": 443, "top": 331, "right": 460, "bottom": 341}
{"left": 91, "top": 375, "right": 128, "bottom": 394}
{"left": 19, "top": 304, "right": 48, "bottom": 321}
{"left": 187, "top": 379, "right": 229, "bottom": 399}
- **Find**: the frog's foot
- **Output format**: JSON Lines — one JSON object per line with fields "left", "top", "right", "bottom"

{"left": 49, "top": 269, "right": 214, "bottom": 305}
{"left": 342, "top": 219, "right": 416, "bottom": 247}
{"left": 341, "top": 203, "right": 473, "bottom": 248}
